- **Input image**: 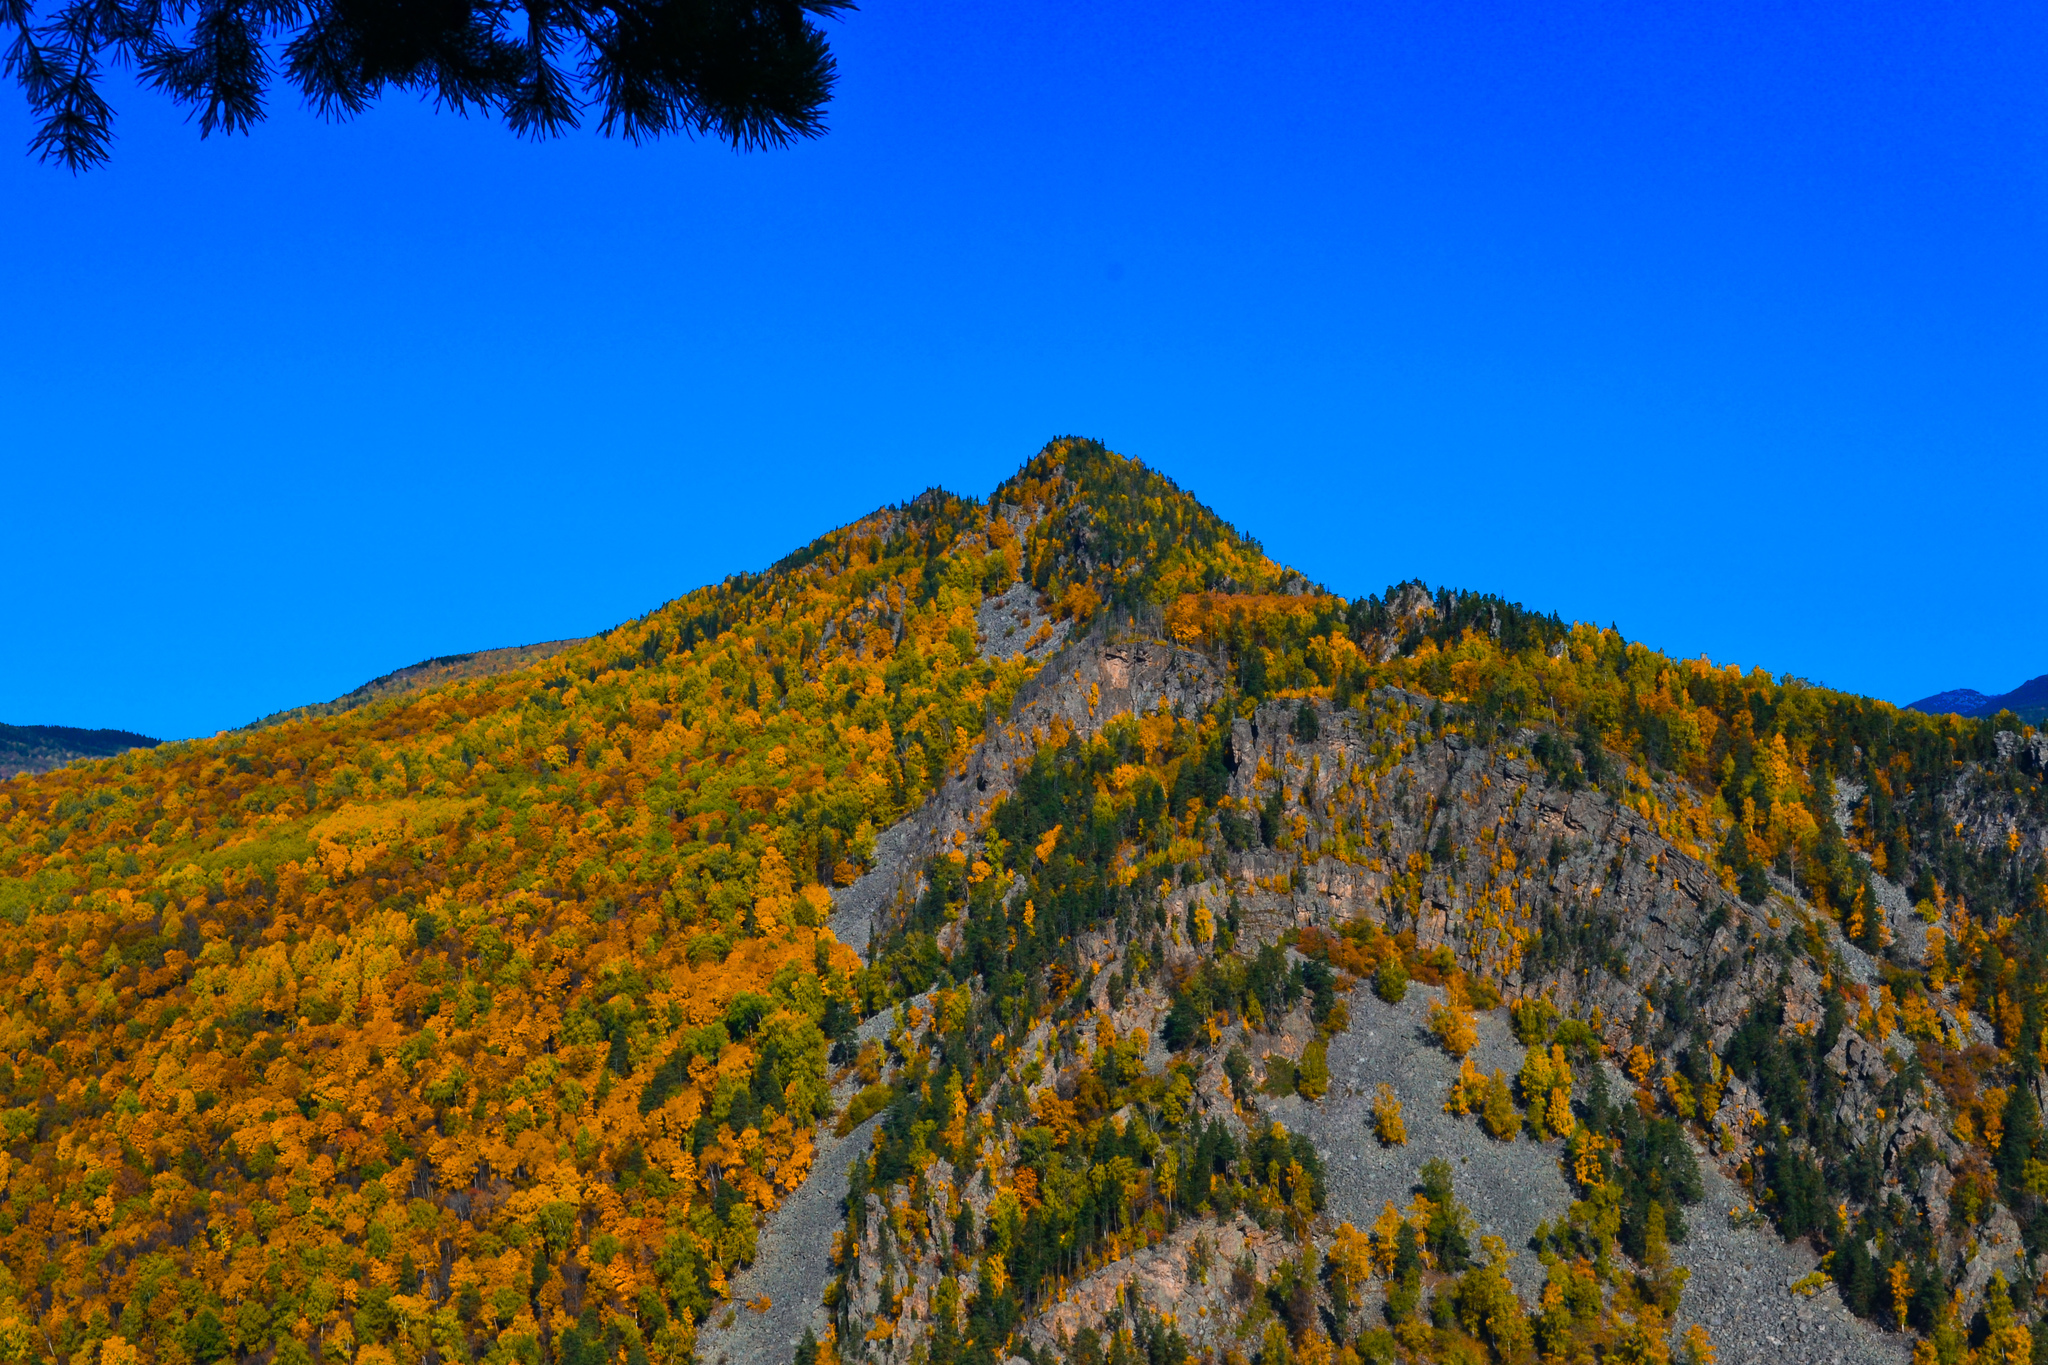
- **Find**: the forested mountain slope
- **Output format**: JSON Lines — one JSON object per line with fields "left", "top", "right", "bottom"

{"left": 0, "top": 439, "right": 2043, "bottom": 1365}
{"left": 243, "top": 641, "right": 589, "bottom": 733}
{"left": 798, "top": 596, "right": 2045, "bottom": 1365}
{"left": 0, "top": 725, "right": 159, "bottom": 783}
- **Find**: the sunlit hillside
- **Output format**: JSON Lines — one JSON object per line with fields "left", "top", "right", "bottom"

{"left": 1, "top": 439, "right": 2043, "bottom": 1365}
{"left": 0, "top": 441, "right": 1288, "bottom": 1365}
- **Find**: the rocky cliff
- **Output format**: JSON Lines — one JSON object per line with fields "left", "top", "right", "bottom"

{"left": 706, "top": 598, "right": 2048, "bottom": 1365}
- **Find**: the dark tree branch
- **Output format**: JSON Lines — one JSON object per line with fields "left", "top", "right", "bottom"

{"left": 7, "top": 0, "right": 851, "bottom": 167}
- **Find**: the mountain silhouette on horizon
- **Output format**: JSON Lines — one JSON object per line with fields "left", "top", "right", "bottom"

{"left": 1908, "top": 672, "right": 2048, "bottom": 724}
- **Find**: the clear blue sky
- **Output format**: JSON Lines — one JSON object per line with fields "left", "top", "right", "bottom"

{"left": 3, "top": 0, "right": 2043, "bottom": 740}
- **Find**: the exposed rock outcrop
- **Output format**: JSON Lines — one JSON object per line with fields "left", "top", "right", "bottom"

{"left": 762, "top": 615, "right": 2030, "bottom": 1365}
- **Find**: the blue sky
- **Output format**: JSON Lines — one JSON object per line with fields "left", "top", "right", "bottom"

{"left": 3, "top": 0, "right": 2043, "bottom": 740}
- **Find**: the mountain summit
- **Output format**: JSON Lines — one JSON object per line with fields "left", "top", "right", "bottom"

{"left": 1909, "top": 674, "right": 2048, "bottom": 725}
{"left": 1908, "top": 688, "right": 1992, "bottom": 715}
{"left": 0, "top": 438, "right": 2042, "bottom": 1365}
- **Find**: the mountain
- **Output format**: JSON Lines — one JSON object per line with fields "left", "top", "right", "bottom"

{"left": 1905, "top": 688, "right": 1991, "bottom": 716}
{"left": 0, "top": 722, "right": 158, "bottom": 781}
{"left": 0, "top": 438, "right": 2043, "bottom": 1365}
{"left": 2, "top": 639, "right": 581, "bottom": 783}
{"left": 1908, "top": 674, "right": 2048, "bottom": 725}
{"left": 243, "top": 637, "right": 587, "bottom": 731}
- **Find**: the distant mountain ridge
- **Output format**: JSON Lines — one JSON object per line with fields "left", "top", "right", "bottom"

{"left": 1908, "top": 672, "right": 2048, "bottom": 724}
{"left": 0, "top": 722, "right": 158, "bottom": 781}
{"left": 241, "top": 636, "right": 586, "bottom": 730}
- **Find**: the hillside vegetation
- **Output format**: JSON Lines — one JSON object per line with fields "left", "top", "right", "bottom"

{"left": 821, "top": 556, "right": 2047, "bottom": 1365}
{"left": 242, "top": 642, "right": 588, "bottom": 734}
{"left": 0, "top": 726, "right": 158, "bottom": 783}
{"left": 1, "top": 439, "right": 2044, "bottom": 1365}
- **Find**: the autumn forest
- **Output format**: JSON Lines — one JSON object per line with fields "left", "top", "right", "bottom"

{"left": 1, "top": 441, "right": 2043, "bottom": 1365}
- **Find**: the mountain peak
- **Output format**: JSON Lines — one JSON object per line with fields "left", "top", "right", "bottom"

{"left": 2, "top": 438, "right": 2044, "bottom": 1365}
{"left": 1908, "top": 672, "right": 2048, "bottom": 723}
{"left": 1907, "top": 687, "right": 1992, "bottom": 715}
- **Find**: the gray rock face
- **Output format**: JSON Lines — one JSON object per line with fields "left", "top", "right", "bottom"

{"left": 1292, "top": 985, "right": 1912, "bottom": 1365}
{"left": 828, "top": 818, "right": 923, "bottom": 965}
{"left": 829, "top": 620, "right": 1226, "bottom": 964}
{"left": 1938, "top": 746, "right": 2048, "bottom": 861}
{"left": 975, "top": 583, "right": 1070, "bottom": 664}
{"left": 691, "top": 998, "right": 929, "bottom": 1365}
{"left": 1673, "top": 1154, "right": 1911, "bottom": 1365}
{"left": 740, "top": 621, "right": 2024, "bottom": 1365}
{"left": 1014, "top": 1213, "right": 1290, "bottom": 1357}
{"left": 692, "top": 1112, "right": 885, "bottom": 1365}
{"left": 1211, "top": 692, "right": 1779, "bottom": 1057}
{"left": 1273, "top": 982, "right": 1574, "bottom": 1303}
